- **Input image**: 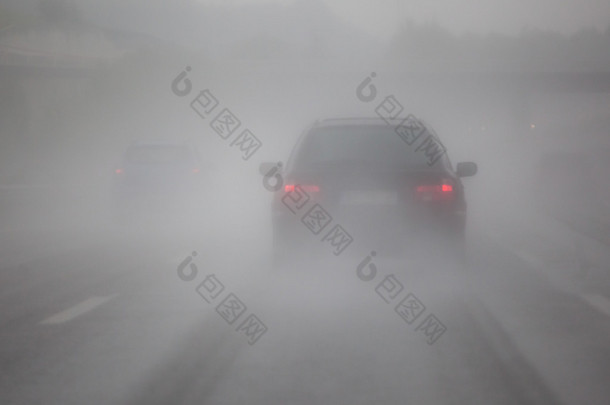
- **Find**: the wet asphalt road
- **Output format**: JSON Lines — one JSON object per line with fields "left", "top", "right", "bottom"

{"left": 1, "top": 204, "right": 609, "bottom": 405}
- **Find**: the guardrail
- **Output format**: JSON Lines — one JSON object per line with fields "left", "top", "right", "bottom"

{"left": 0, "top": 43, "right": 118, "bottom": 69}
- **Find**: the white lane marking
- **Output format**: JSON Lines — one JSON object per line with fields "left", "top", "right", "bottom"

{"left": 581, "top": 293, "right": 610, "bottom": 318}
{"left": 485, "top": 230, "right": 546, "bottom": 268}
{"left": 508, "top": 248, "right": 546, "bottom": 269}
{"left": 40, "top": 295, "right": 117, "bottom": 325}
{"left": 487, "top": 231, "right": 610, "bottom": 319}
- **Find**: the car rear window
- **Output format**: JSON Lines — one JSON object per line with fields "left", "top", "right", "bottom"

{"left": 294, "top": 125, "right": 448, "bottom": 170}
{"left": 126, "top": 145, "right": 190, "bottom": 164}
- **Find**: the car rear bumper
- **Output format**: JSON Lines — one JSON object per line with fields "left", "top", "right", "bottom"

{"left": 271, "top": 202, "right": 465, "bottom": 261}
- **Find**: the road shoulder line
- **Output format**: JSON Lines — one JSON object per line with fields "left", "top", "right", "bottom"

{"left": 40, "top": 295, "right": 117, "bottom": 325}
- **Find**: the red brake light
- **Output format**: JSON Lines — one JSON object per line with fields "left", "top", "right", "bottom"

{"left": 115, "top": 168, "right": 123, "bottom": 174}
{"left": 284, "top": 184, "right": 320, "bottom": 193}
{"left": 416, "top": 181, "right": 454, "bottom": 201}
{"left": 192, "top": 168, "right": 200, "bottom": 174}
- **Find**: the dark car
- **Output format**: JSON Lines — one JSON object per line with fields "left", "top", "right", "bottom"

{"left": 112, "top": 141, "right": 204, "bottom": 222}
{"left": 260, "top": 117, "right": 477, "bottom": 267}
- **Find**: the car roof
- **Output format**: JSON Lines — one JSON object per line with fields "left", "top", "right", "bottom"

{"left": 122, "top": 140, "right": 202, "bottom": 163}
{"left": 313, "top": 115, "right": 435, "bottom": 128}
{"left": 309, "top": 117, "right": 441, "bottom": 140}
{"left": 314, "top": 117, "right": 397, "bottom": 127}
{"left": 128, "top": 141, "right": 191, "bottom": 147}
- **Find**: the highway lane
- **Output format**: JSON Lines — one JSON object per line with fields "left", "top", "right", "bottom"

{"left": 0, "top": 217, "right": 609, "bottom": 404}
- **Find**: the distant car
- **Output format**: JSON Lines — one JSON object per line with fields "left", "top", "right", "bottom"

{"left": 112, "top": 141, "right": 204, "bottom": 222}
{"left": 260, "top": 117, "right": 477, "bottom": 266}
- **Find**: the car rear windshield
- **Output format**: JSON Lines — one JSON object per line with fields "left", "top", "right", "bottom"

{"left": 294, "top": 125, "right": 448, "bottom": 170}
{"left": 126, "top": 145, "right": 191, "bottom": 164}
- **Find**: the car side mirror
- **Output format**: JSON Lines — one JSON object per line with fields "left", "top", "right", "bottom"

{"left": 259, "top": 161, "right": 281, "bottom": 175}
{"left": 456, "top": 162, "right": 477, "bottom": 177}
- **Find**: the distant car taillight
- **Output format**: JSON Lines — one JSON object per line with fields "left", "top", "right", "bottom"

{"left": 192, "top": 168, "right": 200, "bottom": 174}
{"left": 115, "top": 168, "right": 123, "bottom": 175}
{"left": 416, "top": 180, "right": 454, "bottom": 202}
{"left": 284, "top": 184, "right": 320, "bottom": 193}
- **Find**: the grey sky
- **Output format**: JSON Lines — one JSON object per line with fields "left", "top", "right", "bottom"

{"left": 200, "top": 0, "right": 610, "bottom": 38}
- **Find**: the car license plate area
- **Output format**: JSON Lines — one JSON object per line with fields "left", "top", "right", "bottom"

{"left": 340, "top": 190, "right": 398, "bottom": 206}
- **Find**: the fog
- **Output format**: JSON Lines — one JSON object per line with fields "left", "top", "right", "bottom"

{"left": 1, "top": 1, "right": 610, "bottom": 404}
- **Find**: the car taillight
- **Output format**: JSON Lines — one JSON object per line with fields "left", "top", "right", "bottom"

{"left": 416, "top": 180, "right": 454, "bottom": 201}
{"left": 192, "top": 168, "right": 200, "bottom": 174}
{"left": 284, "top": 184, "right": 320, "bottom": 193}
{"left": 115, "top": 168, "right": 123, "bottom": 175}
